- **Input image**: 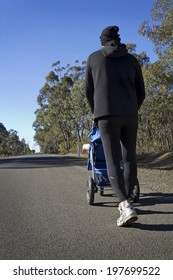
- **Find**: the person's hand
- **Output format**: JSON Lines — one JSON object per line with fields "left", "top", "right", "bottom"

{"left": 82, "top": 144, "right": 90, "bottom": 153}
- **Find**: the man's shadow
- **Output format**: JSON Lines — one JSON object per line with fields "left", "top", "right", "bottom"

{"left": 93, "top": 191, "right": 173, "bottom": 231}
{"left": 133, "top": 192, "right": 173, "bottom": 231}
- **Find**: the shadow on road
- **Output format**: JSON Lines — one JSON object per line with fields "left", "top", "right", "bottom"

{"left": 0, "top": 155, "right": 87, "bottom": 169}
{"left": 92, "top": 192, "right": 173, "bottom": 231}
{"left": 139, "top": 192, "right": 173, "bottom": 206}
{"left": 132, "top": 223, "right": 173, "bottom": 231}
{"left": 135, "top": 192, "right": 173, "bottom": 232}
{"left": 92, "top": 192, "right": 173, "bottom": 207}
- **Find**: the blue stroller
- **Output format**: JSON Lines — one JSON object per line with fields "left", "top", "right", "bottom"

{"left": 86, "top": 122, "right": 140, "bottom": 205}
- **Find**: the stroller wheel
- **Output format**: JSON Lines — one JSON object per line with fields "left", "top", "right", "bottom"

{"left": 86, "top": 177, "right": 96, "bottom": 205}
{"left": 131, "top": 178, "right": 140, "bottom": 203}
{"left": 100, "top": 188, "right": 104, "bottom": 196}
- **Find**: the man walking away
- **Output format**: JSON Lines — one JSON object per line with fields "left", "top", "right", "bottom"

{"left": 85, "top": 26, "right": 145, "bottom": 226}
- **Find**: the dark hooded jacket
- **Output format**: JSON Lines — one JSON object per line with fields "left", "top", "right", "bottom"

{"left": 85, "top": 44, "right": 145, "bottom": 119}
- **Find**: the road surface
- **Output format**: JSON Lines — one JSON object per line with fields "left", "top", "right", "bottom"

{"left": 0, "top": 155, "right": 172, "bottom": 260}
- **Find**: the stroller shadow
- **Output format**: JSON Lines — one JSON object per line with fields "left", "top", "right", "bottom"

{"left": 93, "top": 191, "right": 118, "bottom": 207}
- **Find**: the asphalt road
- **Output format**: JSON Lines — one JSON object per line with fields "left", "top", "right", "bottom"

{"left": 0, "top": 154, "right": 172, "bottom": 260}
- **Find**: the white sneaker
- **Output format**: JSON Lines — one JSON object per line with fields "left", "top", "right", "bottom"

{"left": 117, "top": 203, "right": 138, "bottom": 227}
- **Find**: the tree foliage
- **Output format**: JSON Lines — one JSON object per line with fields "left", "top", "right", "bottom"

{"left": 0, "top": 123, "right": 32, "bottom": 156}
{"left": 33, "top": 61, "right": 92, "bottom": 153}
{"left": 137, "top": 0, "right": 173, "bottom": 152}
{"left": 33, "top": 0, "right": 173, "bottom": 154}
{"left": 139, "top": 0, "right": 173, "bottom": 58}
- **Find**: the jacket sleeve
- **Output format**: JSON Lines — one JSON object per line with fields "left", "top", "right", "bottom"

{"left": 85, "top": 56, "right": 94, "bottom": 113}
{"left": 135, "top": 60, "right": 145, "bottom": 109}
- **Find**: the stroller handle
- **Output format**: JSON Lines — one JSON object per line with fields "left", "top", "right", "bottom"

{"left": 92, "top": 120, "right": 98, "bottom": 129}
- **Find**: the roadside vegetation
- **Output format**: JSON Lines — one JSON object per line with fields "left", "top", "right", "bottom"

{"left": 33, "top": 0, "right": 173, "bottom": 155}
{"left": 1, "top": 0, "right": 172, "bottom": 158}
{"left": 0, "top": 123, "right": 33, "bottom": 157}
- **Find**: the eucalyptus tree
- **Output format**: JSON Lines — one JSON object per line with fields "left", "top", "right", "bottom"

{"left": 33, "top": 61, "right": 91, "bottom": 153}
{"left": 0, "top": 123, "right": 9, "bottom": 155}
{"left": 33, "top": 1, "right": 173, "bottom": 154}
{"left": 137, "top": 0, "right": 173, "bottom": 152}
{"left": 0, "top": 123, "right": 32, "bottom": 156}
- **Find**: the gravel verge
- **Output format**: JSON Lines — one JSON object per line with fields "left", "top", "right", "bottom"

{"left": 137, "top": 152, "right": 173, "bottom": 193}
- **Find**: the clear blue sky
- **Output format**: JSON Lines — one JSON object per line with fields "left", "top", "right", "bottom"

{"left": 1, "top": 0, "right": 156, "bottom": 152}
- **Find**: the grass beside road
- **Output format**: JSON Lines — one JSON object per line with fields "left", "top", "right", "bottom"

{"left": 65, "top": 151, "right": 173, "bottom": 170}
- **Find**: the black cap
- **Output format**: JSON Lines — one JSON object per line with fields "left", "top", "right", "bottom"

{"left": 100, "top": 25, "right": 120, "bottom": 46}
